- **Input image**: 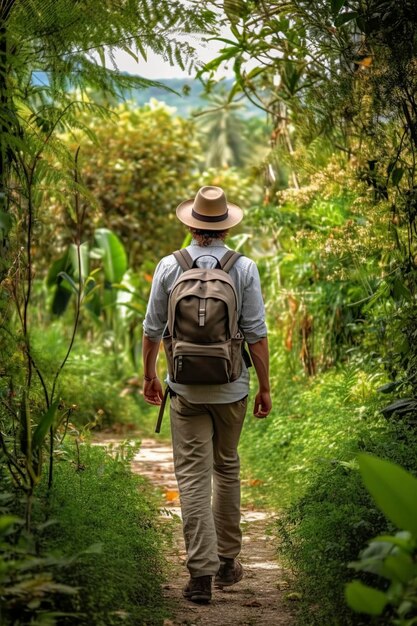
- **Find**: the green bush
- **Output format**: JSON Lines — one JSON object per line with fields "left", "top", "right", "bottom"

{"left": 33, "top": 442, "right": 167, "bottom": 626}
{"left": 275, "top": 414, "right": 417, "bottom": 623}
{"left": 346, "top": 455, "right": 417, "bottom": 624}
{"left": 277, "top": 463, "right": 386, "bottom": 626}
{"left": 240, "top": 364, "right": 385, "bottom": 507}
{"left": 239, "top": 362, "right": 417, "bottom": 625}
{"left": 46, "top": 100, "right": 203, "bottom": 270}
{"left": 0, "top": 507, "right": 79, "bottom": 626}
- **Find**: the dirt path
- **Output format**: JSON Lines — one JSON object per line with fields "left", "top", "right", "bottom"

{"left": 130, "top": 438, "right": 296, "bottom": 626}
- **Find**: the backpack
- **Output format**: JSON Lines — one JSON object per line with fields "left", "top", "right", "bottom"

{"left": 162, "top": 248, "right": 244, "bottom": 385}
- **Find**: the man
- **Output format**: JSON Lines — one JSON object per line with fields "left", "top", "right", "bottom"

{"left": 142, "top": 185, "right": 271, "bottom": 604}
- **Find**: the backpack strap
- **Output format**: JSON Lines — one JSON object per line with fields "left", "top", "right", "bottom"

{"left": 173, "top": 249, "right": 193, "bottom": 271}
{"left": 155, "top": 386, "right": 169, "bottom": 434}
{"left": 220, "top": 250, "right": 242, "bottom": 273}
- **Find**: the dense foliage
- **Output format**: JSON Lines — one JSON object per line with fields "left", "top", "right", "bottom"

{"left": 50, "top": 101, "right": 203, "bottom": 267}
{"left": 1, "top": 442, "right": 166, "bottom": 625}
{"left": 0, "top": 2, "right": 215, "bottom": 624}
{"left": 2, "top": 1, "right": 417, "bottom": 625}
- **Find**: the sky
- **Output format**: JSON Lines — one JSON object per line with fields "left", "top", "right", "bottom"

{"left": 110, "top": 33, "right": 234, "bottom": 80}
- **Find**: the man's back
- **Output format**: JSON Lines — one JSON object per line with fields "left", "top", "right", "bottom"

{"left": 143, "top": 238, "right": 267, "bottom": 403}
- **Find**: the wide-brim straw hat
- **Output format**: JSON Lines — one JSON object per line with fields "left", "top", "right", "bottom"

{"left": 176, "top": 186, "right": 243, "bottom": 230}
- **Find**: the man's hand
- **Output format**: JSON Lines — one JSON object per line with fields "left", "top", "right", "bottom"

{"left": 143, "top": 377, "right": 163, "bottom": 406}
{"left": 253, "top": 390, "right": 272, "bottom": 418}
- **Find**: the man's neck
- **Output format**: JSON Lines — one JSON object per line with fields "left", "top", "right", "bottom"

{"left": 190, "top": 238, "right": 227, "bottom": 247}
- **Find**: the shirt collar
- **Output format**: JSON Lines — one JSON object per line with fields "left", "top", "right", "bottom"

{"left": 190, "top": 238, "right": 227, "bottom": 247}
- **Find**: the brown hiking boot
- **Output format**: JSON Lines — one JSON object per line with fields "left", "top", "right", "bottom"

{"left": 214, "top": 558, "right": 244, "bottom": 589}
{"left": 182, "top": 575, "right": 212, "bottom": 603}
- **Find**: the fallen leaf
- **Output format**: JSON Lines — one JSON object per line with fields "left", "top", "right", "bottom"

{"left": 277, "top": 580, "right": 290, "bottom": 590}
{"left": 355, "top": 56, "right": 373, "bottom": 67}
{"left": 165, "top": 490, "right": 179, "bottom": 502}
{"left": 249, "top": 479, "right": 264, "bottom": 487}
{"left": 285, "top": 592, "right": 302, "bottom": 601}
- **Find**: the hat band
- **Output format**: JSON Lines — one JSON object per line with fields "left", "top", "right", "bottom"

{"left": 191, "top": 208, "right": 228, "bottom": 223}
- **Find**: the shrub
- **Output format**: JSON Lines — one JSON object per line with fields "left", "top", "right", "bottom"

{"left": 33, "top": 442, "right": 167, "bottom": 626}
{"left": 275, "top": 413, "right": 417, "bottom": 625}
{"left": 0, "top": 508, "right": 79, "bottom": 626}
{"left": 239, "top": 363, "right": 417, "bottom": 625}
{"left": 45, "top": 100, "right": 203, "bottom": 270}
{"left": 346, "top": 455, "right": 417, "bottom": 624}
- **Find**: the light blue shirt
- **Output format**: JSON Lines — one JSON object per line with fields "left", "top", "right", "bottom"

{"left": 143, "top": 239, "right": 267, "bottom": 403}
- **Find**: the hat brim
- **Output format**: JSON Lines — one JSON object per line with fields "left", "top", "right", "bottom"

{"left": 176, "top": 198, "right": 243, "bottom": 230}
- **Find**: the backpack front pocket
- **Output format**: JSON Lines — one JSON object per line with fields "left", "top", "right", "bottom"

{"left": 172, "top": 340, "right": 232, "bottom": 384}
{"left": 230, "top": 334, "right": 244, "bottom": 381}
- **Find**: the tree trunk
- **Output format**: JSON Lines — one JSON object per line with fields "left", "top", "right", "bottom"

{"left": 0, "top": 1, "right": 15, "bottom": 203}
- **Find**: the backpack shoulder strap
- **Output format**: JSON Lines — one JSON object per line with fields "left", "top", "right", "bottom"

{"left": 220, "top": 250, "right": 242, "bottom": 273}
{"left": 173, "top": 249, "right": 193, "bottom": 271}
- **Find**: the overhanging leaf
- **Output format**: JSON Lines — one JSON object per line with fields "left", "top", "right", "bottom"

{"left": 373, "top": 532, "right": 413, "bottom": 551}
{"left": 46, "top": 250, "right": 69, "bottom": 288}
{"left": 384, "top": 553, "right": 416, "bottom": 583}
{"left": 358, "top": 454, "right": 417, "bottom": 537}
{"left": 51, "top": 285, "right": 73, "bottom": 316}
{"left": 224, "top": 0, "right": 244, "bottom": 25}
{"left": 0, "top": 516, "right": 21, "bottom": 534}
{"left": 68, "top": 242, "right": 89, "bottom": 282}
{"left": 391, "top": 167, "right": 404, "bottom": 186}
{"left": 57, "top": 271, "right": 79, "bottom": 295}
{"left": 380, "top": 398, "right": 417, "bottom": 417}
{"left": 94, "top": 228, "right": 127, "bottom": 284}
{"left": 335, "top": 11, "right": 358, "bottom": 27}
{"left": 376, "top": 382, "right": 400, "bottom": 394}
{"left": 331, "top": 0, "right": 346, "bottom": 15}
{"left": 391, "top": 277, "right": 412, "bottom": 301}
{"left": 345, "top": 580, "right": 388, "bottom": 615}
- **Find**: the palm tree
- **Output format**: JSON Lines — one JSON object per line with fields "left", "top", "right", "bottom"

{"left": 194, "top": 88, "right": 249, "bottom": 168}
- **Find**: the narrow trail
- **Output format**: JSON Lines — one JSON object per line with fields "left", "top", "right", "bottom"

{"left": 98, "top": 435, "right": 295, "bottom": 626}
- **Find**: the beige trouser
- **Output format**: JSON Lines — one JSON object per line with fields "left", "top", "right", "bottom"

{"left": 170, "top": 393, "right": 247, "bottom": 577}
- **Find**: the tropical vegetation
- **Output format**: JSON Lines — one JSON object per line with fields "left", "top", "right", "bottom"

{"left": 1, "top": 1, "right": 417, "bottom": 625}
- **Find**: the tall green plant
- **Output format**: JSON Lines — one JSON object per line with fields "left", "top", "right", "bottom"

{"left": 346, "top": 454, "right": 417, "bottom": 623}
{"left": 0, "top": 513, "right": 80, "bottom": 625}
{"left": 46, "top": 101, "right": 203, "bottom": 268}
{"left": 0, "top": 147, "right": 87, "bottom": 525}
{"left": 0, "top": 0, "right": 216, "bottom": 524}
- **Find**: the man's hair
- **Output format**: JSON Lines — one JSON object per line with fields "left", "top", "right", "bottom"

{"left": 189, "top": 227, "right": 229, "bottom": 247}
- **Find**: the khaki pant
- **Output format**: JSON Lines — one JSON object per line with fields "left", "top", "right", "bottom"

{"left": 170, "top": 394, "right": 247, "bottom": 577}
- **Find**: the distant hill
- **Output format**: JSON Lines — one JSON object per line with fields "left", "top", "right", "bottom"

{"left": 31, "top": 72, "right": 262, "bottom": 118}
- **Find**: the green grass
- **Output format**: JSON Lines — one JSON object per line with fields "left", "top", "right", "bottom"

{"left": 239, "top": 364, "right": 417, "bottom": 625}
{"left": 28, "top": 322, "right": 417, "bottom": 625}
{"left": 29, "top": 322, "right": 166, "bottom": 435}
{"left": 33, "top": 442, "right": 168, "bottom": 626}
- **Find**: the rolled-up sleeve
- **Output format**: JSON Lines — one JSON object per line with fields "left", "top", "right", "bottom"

{"left": 238, "top": 262, "right": 267, "bottom": 344}
{"left": 143, "top": 260, "right": 169, "bottom": 341}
